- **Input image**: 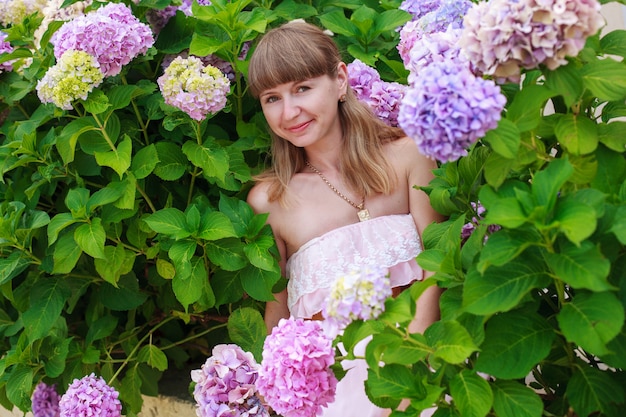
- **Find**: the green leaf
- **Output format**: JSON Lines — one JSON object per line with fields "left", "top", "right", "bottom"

{"left": 74, "top": 218, "right": 107, "bottom": 259}
{"left": 481, "top": 197, "right": 527, "bottom": 228}
{"left": 243, "top": 235, "right": 278, "bottom": 271}
{"left": 532, "top": 158, "right": 573, "bottom": 211}
{"left": 65, "top": 187, "right": 90, "bottom": 217}
{"left": 197, "top": 211, "right": 237, "bottom": 240}
{"left": 610, "top": 205, "right": 626, "bottom": 244}
{"left": 22, "top": 277, "right": 69, "bottom": 342}
{"left": 52, "top": 232, "right": 83, "bottom": 274}
{"left": 0, "top": 252, "right": 31, "bottom": 285}
{"left": 94, "top": 135, "right": 132, "bottom": 179}
{"left": 449, "top": 370, "right": 493, "bottom": 417}
{"left": 172, "top": 257, "right": 206, "bottom": 310}
{"left": 482, "top": 118, "right": 521, "bottom": 159}
{"left": 557, "top": 291, "right": 625, "bottom": 356}
{"left": 99, "top": 275, "right": 148, "bottom": 311}
{"left": 239, "top": 264, "right": 279, "bottom": 301}
{"left": 600, "top": 29, "right": 626, "bottom": 58}
{"left": 463, "top": 258, "right": 551, "bottom": 315}
{"left": 120, "top": 365, "right": 144, "bottom": 415}
{"left": 506, "top": 85, "right": 556, "bottom": 132}
{"left": 477, "top": 229, "right": 536, "bottom": 272}
{"left": 131, "top": 144, "right": 159, "bottom": 179}
{"left": 492, "top": 380, "right": 543, "bottom": 417}
{"left": 182, "top": 140, "right": 229, "bottom": 181}
{"left": 6, "top": 365, "right": 32, "bottom": 412}
{"left": 56, "top": 117, "right": 98, "bottom": 164}
{"left": 44, "top": 337, "right": 71, "bottom": 378}
{"left": 205, "top": 238, "right": 248, "bottom": 271}
{"left": 154, "top": 142, "right": 188, "bottom": 181}
{"left": 144, "top": 208, "right": 191, "bottom": 238}
{"left": 483, "top": 152, "right": 513, "bottom": 189}
{"left": 319, "top": 10, "right": 359, "bottom": 37}
{"left": 94, "top": 245, "right": 135, "bottom": 286}
{"left": 597, "top": 121, "right": 626, "bottom": 152}
{"left": 137, "top": 345, "right": 168, "bottom": 371}
{"left": 581, "top": 58, "right": 626, "bottom": 101}
{"left": 554, "top": 114, "right": 598, "bottom": 155}
{"left": 373, "top": 9, "right": 411, "bottom": 34}
{"left": 552, "top": 197, "right": 597, "bottom": 245}
{"left": 566, "top": 366, "right": 625, "bottom": 417}
{"left": 544, "top": 62, "right": 584, "bottom": 109}
{"left": 212, "top": 269, "right": 245, "bottom": 307}
{"left": 86, "top": 181, "right": 127, "bottom": 214}
{"left": 85, "top": 315, "right": 118, "bottom": 345}
{"left": 424, "top": 320, "right": 478, "bottom": 365}
{"left": 366, "top": 364, "right": 423, "bottom": 401}
{"left": 475, "top": 311, "right": 554, "bottom": 379}
{"left": 82, "top": 89, "right": 110, "bottom": 114}
{"left": 545, "top": 241, "right": 614, "bottom": 291}
{"left": 227, "top": 307, "right": 266, "bottom": 362}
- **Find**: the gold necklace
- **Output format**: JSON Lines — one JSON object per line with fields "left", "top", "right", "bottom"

{"left": 305, "top": 160, "right": 371, "bottom": 222}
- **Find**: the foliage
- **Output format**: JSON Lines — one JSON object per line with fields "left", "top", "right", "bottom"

{"left": 0, "top": 0, "right": 625, "bottom": 417}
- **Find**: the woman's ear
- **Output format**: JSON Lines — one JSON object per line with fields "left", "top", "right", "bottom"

{"left": 336, "top": 62, "right": 349, "bottom": 97}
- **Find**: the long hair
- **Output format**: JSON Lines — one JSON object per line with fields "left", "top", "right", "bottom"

{"left": 248, "top": 21, "right": 404, "bottom": 204}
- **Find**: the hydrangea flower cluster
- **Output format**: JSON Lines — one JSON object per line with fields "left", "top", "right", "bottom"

{"left": 398, "top": 0, "right": 471, "bottom": 65}
{"left": 58, "top": 373, "right": 122, "bottom": 417}
{"left": 460, "top": 0, "right": 605, "bottom": 82}
{"left": 399, "top": 0, "right": 442, "bottom": 20}
{"left": 347, "top": 59, "right": 406, "bottom": 127}
{"left": 33, "top": 0, "right": 91, "bottom": 48}
{"left": 405, "top": 27, "right": 467, "bottom": 84}
{"left": 158, "top": 56, "right": 230, "bottom": 121}
{"left": 0, "top": 0, "right": 47, "bottom": 26}
{"left": 257, "top": 318, "right": 337, "bottom": 417}
{"left": 52, "top": 2, "right": 154, "bottom": 77}
{"left": 191, "top": 344, "right": 268, "bottom": 417}
{"left": 162, "top": 50, "right": 236, "bottom": 82}
{"left": 461, "top": 201, "right": 502, "bottom": 242}
{"left": 0, "top": 31, "right": 14, "bottom": 73}
{"left": 31, "top": 382, "right": 60, "bottom": 417}
{"left": 36, "top": 50, "right": 104, "bottom": 110}
{"left": 398, "top": 60, "right": 506, "bottom": 162}
{"left": 322, "top": 266, "right": 392, "bottom": 332}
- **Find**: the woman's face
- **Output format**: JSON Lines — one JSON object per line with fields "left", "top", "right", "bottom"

{"left": 258, "top": 64, "right": 348, "bottom": 149}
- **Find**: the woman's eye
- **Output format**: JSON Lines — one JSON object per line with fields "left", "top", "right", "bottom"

{"left": 265, "top": 96, "right": 279, "bottom": 104}
{"left": 296, "top": 86, "right": 310, "bottom": 93}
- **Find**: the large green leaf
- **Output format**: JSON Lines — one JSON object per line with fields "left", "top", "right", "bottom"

{"left": 137, "top": 345, "right": 168, "bottom": 371}
{"left": 531, "top": 158, "right": 573, "bottom": 212}
{"left": 552, "top": 197, "right": 597, "bottom": 245}
{"left": 566, "top": 366, "right": 625, "bottom": 417}
{"left": 205, "top": 238, "right": 248, "bottom": 271}
{"left": 475, "top": 311, "right": 554, "bottom": 379}
{"left": 153, "top": 142, "right": 188, "bottom": 181}
{"left": 227, "top": 307, "right": 266, "bottom": 362}
{"left": 6, "top": 365, "right": 32, "bottom": 412}
{"left": 506, "top": 85, "right": 556, "bottom": 132}
{"left": 463, "top": 258, "right": 551, "bottom": 315}
{"left": 545, "top": 241, "right": 613, "bottom": 291}
{"left": 85, "top": 315, "right": 119, "bottom": 345}
{"left": 52, "top": 232, "right": 83, "bottom": 274}
{"left": 581, "top": 58, "right": 626, "bottom": 101}
{"left": 239, "top": 264, "right": 279, "bottom": 302}
{"left": 366, "top": 364, "right": 423, "bottom": 402}
{"left": 182, "top": 140, "right": 229, "bottom": 181}
{"left": 554, "top": 114, "right": 598, "bottom": 155}
{"left": 144, "top": 208, "right": 191, "bottom": 239}
{"left": 243, "top": 234, "right": 279, "bottom": 272}
{"left": 94, "top": 135, "right": 132, "bottom": 179}
{"left": 197, "top": 211, "right": 237, "bottom": 240}
{"left": 557, "top": 291, "right": 625, "bottom": 356}
{"left": 449, "top": 370, "right": 493, "bottom": 417}
{"left": 56, "top": 117, "right": 98, "bottom": 164}
{"left": 482, "top": 118, "right": 521, "bottom": 159}
{"left": 0, "top": 252, "right": 31, "bottom": 285}
{"left": 424, "top": 320, "right": 478, "bottom": 365}
{"left": 172, "top": 257, "right": 206, "bottom": 310}
{"left": 130, "top": 144, "right": 159, "bottom": 179}
{"left": 22, "top": 277, "right": 69, "bottom": 342}
{"left": 492, "top": 380, "right": 543, "bottom": 417}
{"left": 477, "top": 229, "right": 537, "bottom": 272}
{"left": 74, "top": 218, "right": 107, "bottom": 259}
{"left": 94, "top": 245, "right": 135, "bottom": 286}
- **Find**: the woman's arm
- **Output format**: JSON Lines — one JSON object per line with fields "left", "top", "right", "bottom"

{"left": 246, "top": 182, "right": 291, "bottom": 333}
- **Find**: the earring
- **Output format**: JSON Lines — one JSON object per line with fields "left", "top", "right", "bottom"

{"left": 339, "top": 94, "right": 347, "bottom": 103}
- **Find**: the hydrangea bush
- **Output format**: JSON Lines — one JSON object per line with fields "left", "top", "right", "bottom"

{"left": 1, "top": 0, "right": 625, "bottom": 416}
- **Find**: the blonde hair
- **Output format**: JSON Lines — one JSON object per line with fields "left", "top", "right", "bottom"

{"left": 248, "top": 21, "right": 404, "bottom": 204}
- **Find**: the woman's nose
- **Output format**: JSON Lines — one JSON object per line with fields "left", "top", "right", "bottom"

{"left": 282, "top": 96, "right": 300, "bottom": 119}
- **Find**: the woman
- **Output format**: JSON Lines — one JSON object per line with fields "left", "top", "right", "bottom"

{"left": 246, "top": 21, "right": 444, "bottom": 417}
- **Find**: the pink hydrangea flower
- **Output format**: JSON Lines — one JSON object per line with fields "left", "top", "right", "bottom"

{"left": 52, "top": 2, "right": 154, "bottom": 77}
{"left": 0, "top": 31, "right": 14, "bottom": 73}
{"left": 191, "top": 344, "right": 268, "bottom": 417}
{"left": 158, "top": 56, "right": 231, "bottom": 121}
{"left": 257, "top": 318, "right": 337, "bottom": 417}
{"left": 58, "top": 373, "right": 121, "bottom": 417}
{"left": 460, "top": 0, "right": 605, "bottom": 82}
{"left": 31, "top": 382, "right": 60, "bottom": 417}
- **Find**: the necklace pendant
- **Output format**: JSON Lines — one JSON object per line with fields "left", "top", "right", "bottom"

{"left": 357, "top": 208, "right": 371, "bottom": 222}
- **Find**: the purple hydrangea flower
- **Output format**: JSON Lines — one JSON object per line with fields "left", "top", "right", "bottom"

{"left": 162, "top": 50, "right": 236, "bottom": 82}
{"left": 52, "top": 2, "right": 154, "bottom": 77}
{"left": 398, "top": 60, "right": 506, "bottom": 163}
{"left": 322, "top": 267, "right": 392, "bottom": 332}
{"left": 406, "top": 27, "right": 468, "bottom": 85}
{"left": 347, "top": 59, "right": 381, "bottom": 99}
{"left": 0, "top": 31, "right": 14, "bottom": 73}
{"left": 257, "top": 318, "right": 337, "bottom": 417}
{"left": 157, "top": 55, "right": 231, "bottom": 121}
{"left": 399, "top": 0, "right": 442, "bottom": 20}
{"left": 460, "top": 0, "right": 605, "bottom": 82}
{"left": 31, "top": 382, "right": 60, "bottom": 417}
{"left": 461, "top": 201, "right": 502, "bottom": 243}
{"left": 58, "top": 374, "right": 122, "bottom": 417}
{"left": 191, "top": 344, "right": 268, "bottom": 417}
{"left": 397, "top": 0, "right": 471, "bottom": 65}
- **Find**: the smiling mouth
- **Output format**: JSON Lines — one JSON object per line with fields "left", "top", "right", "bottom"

{"left": 287, "top": 121, "right": 312, "bottom": 132}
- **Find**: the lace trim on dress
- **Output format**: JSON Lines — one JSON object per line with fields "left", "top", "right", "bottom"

{"left": 286, "top": 214, "right": 422, "bottom": 312}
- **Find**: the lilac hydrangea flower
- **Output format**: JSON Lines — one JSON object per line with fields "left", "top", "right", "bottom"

{"left": 158, "top": 56, "right": 230, "bottom": 121}
{"left": 398, "top": 60, "right": 506, "bottom": 163}
{"left": 323, "top": 267, "right": 392, "bottom": 332}
{"left": 347, "top": 59, "right": 381, "bottom": 100}
{"left": 399, "top": 0, "right": 442, "bottom": 20}
{"left": 58, "top": 373, "right": 121, "bottom": 417}
{"left": 191, "top": 344, "right": 268, "bottom": 417}
{"left": 397, "top": 0, "right": 471, "bottom": 65}
{"left": 31, "top": 382, "right": 60, "bottom": 417}
{"left": 52, "top": 2, "right": 154, "bottom": 77}
{"left": 406, "top": 27, "right": 468, "bottom": 85}
{"left": 460, "top": 0, "right": 605, "bottom": 82}
{"left": 0, "top": 31, "right": 14, "bottom": 73}
{"left": 461, "top": 201, "right": 502, "bottom": 243}
{"left": 257, "top": 318, "right": 337, "bottom": 417}
{"left": 36, "top": 50, "right": 104, "bottom": 110}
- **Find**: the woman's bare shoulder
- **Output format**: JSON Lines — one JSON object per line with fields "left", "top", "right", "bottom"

{"left": 246, "top": 181, "right": 274, "bottom": 214}
{"left": 385, "top": 136, "right": 436, "bottom": 173}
